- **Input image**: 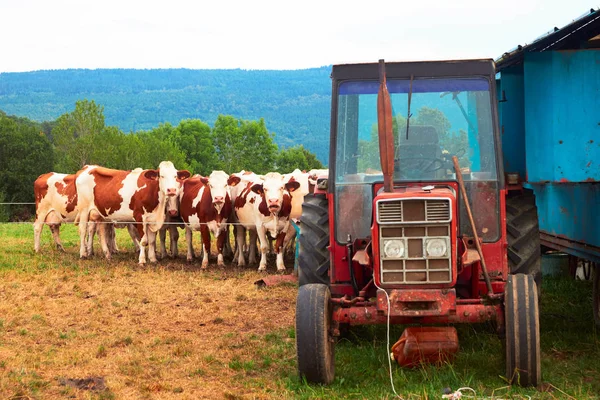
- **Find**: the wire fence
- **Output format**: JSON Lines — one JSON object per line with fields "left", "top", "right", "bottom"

{"left": 0, "top": 202, "right": 296, "bottom": 226}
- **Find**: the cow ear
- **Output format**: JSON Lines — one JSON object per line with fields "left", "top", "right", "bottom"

{"left": 200, "top": 176, "right": 209, "bottom": 185}
{"left": 177, "top": 170, "right": 191, "bottom": 181}
{"left": 144, "top": 169, "right": 159, "bottom": 180}
{"left": 251, "top": 183, "right": 264, "bottom": 195}
{"left": 228, "top": 175, "right": 241, "bottom": 186}
{"left": 286, "top": 180, "right": 301, "bottom": 193}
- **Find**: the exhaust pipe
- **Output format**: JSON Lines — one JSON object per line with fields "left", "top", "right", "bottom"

{"left": 377, "top": 59, "right": 395, "bottom": 193}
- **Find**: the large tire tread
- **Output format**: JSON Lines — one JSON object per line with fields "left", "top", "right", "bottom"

{"left": 505, "top": 274, "right": 541, "bottom": 387}
{"left": 298, "top": 194, "right": 330, "bottom": 286}
{"left": 296, "top": 284, "right": 335, "bottom": 384}
{"left": 506, "top": 190, "right": 541, "bottom": 288}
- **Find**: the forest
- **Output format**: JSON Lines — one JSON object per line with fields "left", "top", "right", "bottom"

{"left": 0, "top": 100, "right": 323, "bottom": 221}
{"left": 0, "top": 68, "right": 332, "bottom": 162}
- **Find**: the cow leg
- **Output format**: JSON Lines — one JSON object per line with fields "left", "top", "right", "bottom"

{"left": 158, "top": 226, "right": 167, "bottom": 259}
{"left": 33, "top": 218, "right": 44, "bottom": 253}
{"left": 216, "top": 228, "right": 226, "bottom": 267}
{"left": 170, "top": 225, "right": 179, "bottom": 258}
{"left": 147, "top": 230, "right": 158, "bottom": 263}
{"left": 275, "top": 230, "right": 287, "bottom": 271}
{"left": 248, "top": 229, "right": 259, "bottom": 265}
{"left": 136, "top": 222, "right": 147, "bottom": 265}
{"left": 49, "top": 224, "right": 65, "bottom": 252}
{"left": 185, "top": 227, "right": 195, "bottom": 262}
{"left": 232, "top": 225, "right": 240, "bottom": 262}
{"left": 256, "top": 225, "right": 269, "bottom": 272}
{"left": 78, "top": 210, "right": 93, "bottom": 259}
{"left": 127, "top": 224, "right": 140, "bottom": 252}
{"left": 112, "top": 225, "right": 120, "bottom": 254}
{"left": 97, "top": 223, "right": 112, "bottom": 260}
{"left": 283, "top": 223, "right": 297, "bottom": 257}
{"left": 222, "top": 225, "right": 233, "bottom": 259}
{"left": 200, "top": 224, "right": 211, "bottom": 269}
{"left": 235, "top": 226, "right": 247, "bottom": 266}
{"left": 86, "top": 222, "right": 96, "bottom": 256}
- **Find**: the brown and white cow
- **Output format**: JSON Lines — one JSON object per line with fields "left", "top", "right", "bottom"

{"left": 234, "top": 172, "right": 300, "bottom": 271}
{"left": 179, "top": 171, "right": 240, "bottom": 268}
{"left": 33, "top": 172, "right": 80, "bottom": 252}
{"left": 75, "top": 161, "right": 190, "bottom": 264}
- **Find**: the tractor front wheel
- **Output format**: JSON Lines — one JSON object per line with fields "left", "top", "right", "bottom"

{"left": 505, "top": 274, "right": 541, "bottom": 387}
{"left": 296, "top": 283, "right": 335, "bottom": 384}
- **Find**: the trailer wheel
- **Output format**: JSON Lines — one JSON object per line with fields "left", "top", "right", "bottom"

{"left": 298, "top": 194, "right": 330, "bottom": 286}
{"left": 506, "top": 190, "right": 541, "bottom": 289}
{"left": 593, "top": 264, "right": 600, "bottom": 327}
{"left": 296, "top": 283, "right": 335, "bottom": 384}
{"left": 505, "top": 274, "right": 541, "bottom": 387}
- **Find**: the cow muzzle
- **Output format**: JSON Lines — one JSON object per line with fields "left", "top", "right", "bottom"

{"left": 213, "top": 196, "right": 224, "bottom": 204}
{"left": 168, "top": 209, "right": 178, "bottom": 216}
{"left": 167, "top": 188, "right": 177, "bottom": 197}
{"left": 268, "top": 199, "right": 280, "bottom": 211}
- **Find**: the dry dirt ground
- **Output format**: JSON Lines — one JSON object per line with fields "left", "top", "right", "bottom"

{"left": 0, "top": 230, "right": 300, "bottom": 400}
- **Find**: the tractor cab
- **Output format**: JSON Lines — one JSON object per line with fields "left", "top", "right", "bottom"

{"left": 332, "top": 60, "right": 501, "bottom": 293}
{"left": 296, "top": 60, "right": 541, "bottom": 388}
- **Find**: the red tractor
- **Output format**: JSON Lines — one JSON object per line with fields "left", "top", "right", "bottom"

{"left": 295, "top": 59, "right": 541, "bottom": 386}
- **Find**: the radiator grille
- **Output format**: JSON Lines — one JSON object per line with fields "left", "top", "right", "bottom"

{"left": 377, "top": 199, "right": 450, "bottom": 224}
{"left": 378, "top": 198, "right": 453, "bottom": 285}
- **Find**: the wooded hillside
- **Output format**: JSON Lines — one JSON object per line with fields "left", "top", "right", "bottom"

{"left": 0, "top": 68, "right": 332, "bottom": 162}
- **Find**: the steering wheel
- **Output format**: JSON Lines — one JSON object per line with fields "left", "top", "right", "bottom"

{"left": 394, "top": 157, "right": 446, "bottom": 179}
{"left": 395, "top": 157, "right": 445, "bottom": 172}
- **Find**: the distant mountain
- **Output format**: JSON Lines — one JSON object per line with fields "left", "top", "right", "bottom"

{"left": 0, "top": 68, "right": 333, "bottom": 162}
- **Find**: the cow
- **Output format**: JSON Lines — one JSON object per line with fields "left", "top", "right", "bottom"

{"left": 33, "top": 172, "right": 80, "bottom": 252}
{"left": 234, "top": 172, "right": 300, "bottom": 271}
{"left": 75, "top": 161, "right": 190, "bottom": 264}
{"left": 179, "top": 171, "right": 240, "bottom": 268}
{"left": 228, "top": 171, "right": 260, "bottom": 264}
{"left": 280, "top": 168, "right": 328, "bottom": 255}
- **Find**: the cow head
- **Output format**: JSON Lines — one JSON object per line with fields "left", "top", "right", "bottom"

{"left": 200, "top": 170, "right": 235, "bottom": 212}
{"left": 251, "top": 172, "right": 300, "bottom": 214}
{"left": 151, "top": 161, "right": 191, "bottom": 216}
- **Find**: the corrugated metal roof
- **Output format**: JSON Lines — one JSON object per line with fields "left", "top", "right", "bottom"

{"left": 496, "top": 8, "right": 600, "bottom": 71}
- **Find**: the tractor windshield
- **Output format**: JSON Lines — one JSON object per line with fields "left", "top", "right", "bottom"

{"left": 334, "top": 76, "right": 500, "bottom": 243}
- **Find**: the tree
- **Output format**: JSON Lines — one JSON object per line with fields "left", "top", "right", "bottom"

{"left": 276, "top": 145, "right": 324, "bottom": 173}
{"left": 135, "top": 128, "right": 190, "bottom": 171}
{"left": 212, "top": 115, "right": 278, "bottom": 174}
{"left": 172, "top": 119, "right": 217, "bottom": 175}
{"left": 0, "top": 115, "right": 54, "bottom": 219}
{"left": 52, "top": 100, "right": 105, "bottom": 172}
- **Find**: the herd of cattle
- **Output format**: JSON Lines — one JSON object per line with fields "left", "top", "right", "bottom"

{"left": 33, "top": 161, "right": 327, "bottom": 271}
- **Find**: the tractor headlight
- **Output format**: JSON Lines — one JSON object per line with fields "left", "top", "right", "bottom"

{"left": 383, "top": 239, "right": 405, "bottom": 258}
{"left": 425, "top": 238, "right": 448, "bottom": 258}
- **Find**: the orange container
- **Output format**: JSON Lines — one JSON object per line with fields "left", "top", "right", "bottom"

{"left": 391, "top": 327, "right": 459, "bottom": 368}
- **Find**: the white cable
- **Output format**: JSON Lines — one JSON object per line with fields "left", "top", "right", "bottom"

{"left": 372, "top": 277, "right": 400, "bottom": 398}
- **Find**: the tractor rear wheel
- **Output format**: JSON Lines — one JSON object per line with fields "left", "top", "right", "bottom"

{"left": 298, "top": 194, "right": 330, "bottom": 286}
{"left": 505, "top": 274, "right": 541, "bottom": 387}
{"left": 296, "top": 283, "right": 335, "bottom": 384}
{"left": 593, "top": 264, "right": 600, "bottom": 327}
{"left": 506, "top": 190, "right": 541, "bottom": 289}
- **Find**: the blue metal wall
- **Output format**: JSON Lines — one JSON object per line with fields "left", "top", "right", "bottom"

{"left": 529, "top": 182, "right": 600, "bottom": 261}
{"left": 515, "top": 49, "right": 600, "bottom": 259}
{"left": 523, "top": 50, "right": 600, "bottom": 183}
{"left": 498, "top": 66, "right": 526, "bottom": 179}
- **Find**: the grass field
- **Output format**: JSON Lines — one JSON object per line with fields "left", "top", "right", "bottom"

{"left": 0, "top": 223, "right": 599, "bottom": 399}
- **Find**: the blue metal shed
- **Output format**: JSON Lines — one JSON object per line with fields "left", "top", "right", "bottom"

{"left": 496, "top": 8, "right": 600, "bottom": 263}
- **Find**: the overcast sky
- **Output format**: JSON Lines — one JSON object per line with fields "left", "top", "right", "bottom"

{"left": 0, "top": 0, "right": 597, "bottom": 72}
